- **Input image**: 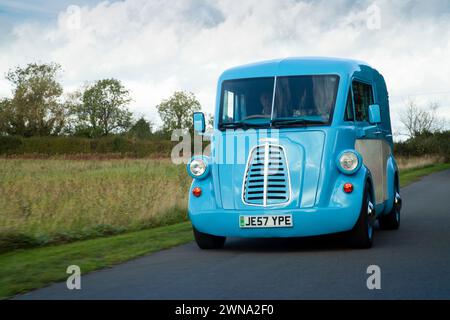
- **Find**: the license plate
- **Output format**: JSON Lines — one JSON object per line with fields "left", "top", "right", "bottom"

{"left": 239, "top": 215, "right": 293, "bottom": 228}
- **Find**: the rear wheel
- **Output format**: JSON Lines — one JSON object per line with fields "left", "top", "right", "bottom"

{"left": 193, "top": 227, "right": 226, "bottom": 249}
{"left": 379, "top": 181, "right": 401, "bottom": 230}
{"left": 349, "top": 183, "right": 375, "bottom": 249}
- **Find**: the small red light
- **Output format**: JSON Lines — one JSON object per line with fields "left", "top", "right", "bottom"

{"left": 192, "top": 187, "right": 202, "bottom": 197}
{"left": 343, "top": 183, "right": 353, "bottom": 193}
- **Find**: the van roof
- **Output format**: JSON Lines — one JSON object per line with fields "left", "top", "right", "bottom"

{"left": 219, "top": 57, "right": 375, "bottom": 81}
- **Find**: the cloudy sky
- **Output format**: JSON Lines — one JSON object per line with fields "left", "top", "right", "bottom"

{"left": 0, "top": 0, "right": 449, "bottom": 137}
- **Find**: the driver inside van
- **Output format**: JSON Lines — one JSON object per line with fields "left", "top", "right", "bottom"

{"left": 259, "top": 92, "right": 272, "bottom": 116}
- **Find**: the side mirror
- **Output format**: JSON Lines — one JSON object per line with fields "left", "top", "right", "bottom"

{"left": 368, "top": 104, "right": 381, "bottom": 124}
{"left": 193, "top": 112, "right": 206, "bottom": 134}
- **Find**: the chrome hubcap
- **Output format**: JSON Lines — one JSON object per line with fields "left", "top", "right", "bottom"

{"left": 367, "top": 201, "right": 374, "bottom": 216}
{"left": 394, "top": 192, "right": 401, "bottom": 222}
{"left": 367, "top": 200, "right": 375, "bottom": 238}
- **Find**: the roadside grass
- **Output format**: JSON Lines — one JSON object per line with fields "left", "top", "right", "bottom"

{"left": 0, "top": 222, "right": 193, "bottom": 299}
{"left": 399, "top": 163, "right": 450, "bottom": 187}
{"left": 0, "top": 160, "right": 449, "bottom": 299}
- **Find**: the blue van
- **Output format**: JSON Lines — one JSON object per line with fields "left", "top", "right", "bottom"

{"left": 187, "top": 57, "right": 402, "bottom": 249}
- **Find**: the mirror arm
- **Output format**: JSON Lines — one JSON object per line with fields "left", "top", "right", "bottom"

{"left": 356, "top": 125, "right": 382, "bottom": 138}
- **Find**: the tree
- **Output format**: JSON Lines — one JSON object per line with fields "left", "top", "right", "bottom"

{"left": 61, "top": 90, "right": 83, "bottom": 135}
{"left": 0, "top": 98, "right": 11, "bottom": 135}
{"left": 207, "top": 113, "right": 214, "bottom": 128}
{"left": 0, "top": 62, "right": 65, "bottom": 136}
{"left": 400, "top": 100, "right": 444, "bottom": 139}
{"left": 156, "top": 91, "right": 201, "bottom": 133}
{"left": 128, "top": 117, "right": 153, "bottom": 139}
{"left": 73, "top": 79, "right": 132, "bottom": 137}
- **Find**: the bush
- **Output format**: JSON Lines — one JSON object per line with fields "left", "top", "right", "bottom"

{"left": 0, "top": 231, "right": 43, "bottom": 253}
{"left": 0, "top": 136, "right": 23, "bottom": 154}
{"left": 0, "top": 136, "right": 177, "bottom": 158}
{"left": 395, "top": 131, "right": 450, "bottom": 161}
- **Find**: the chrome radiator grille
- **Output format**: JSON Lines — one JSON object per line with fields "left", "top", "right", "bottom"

{"left": 242, "top": 144, "right": 291, "bottom": 207}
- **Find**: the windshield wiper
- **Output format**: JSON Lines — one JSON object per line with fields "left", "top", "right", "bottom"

{"left": 219, "top": 121, "right": 269, "bottom": 130}
{"left": 270, "top": 118, "right": 326, "bottom": 128}
{"left": 219, "top": 122, "right": 245, "bottom": 129}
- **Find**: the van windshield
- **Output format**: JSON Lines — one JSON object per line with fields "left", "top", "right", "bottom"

{"left": 219, "top": 75, "right": 339, "bottom": 129}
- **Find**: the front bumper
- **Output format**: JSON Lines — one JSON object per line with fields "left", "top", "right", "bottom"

{"left": 188, "top": 165, "right": 369, "bottom": 238}
{"left": 189, "top": 205, "right": 361, "bottom": 238}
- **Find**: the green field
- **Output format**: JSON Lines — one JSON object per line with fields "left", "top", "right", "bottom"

{"left": 0, "top": 159, "right": 191, "bottom": 252}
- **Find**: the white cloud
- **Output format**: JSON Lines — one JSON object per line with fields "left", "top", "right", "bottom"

{"left": 0, "top": 0, "right": 449, "bottom": 134}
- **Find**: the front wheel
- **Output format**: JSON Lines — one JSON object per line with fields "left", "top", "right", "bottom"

{"left": 349, "top": 183, "right": 375, "bottom": 249}
{"left": 193, "top": 227, "right": 226, "bottom": 249}
{"left": 379, "top": 186, "right": 401, "bottom": 230}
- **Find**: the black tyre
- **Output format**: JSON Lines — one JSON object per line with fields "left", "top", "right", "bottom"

{"left": 379, "top": 181, "right": 401, "bottom": 230}
{"left": 193, "top": 226, "right": 226, "bottom": 249}
{"left": 349, "top": 183, "right": 375, "bottom": 249}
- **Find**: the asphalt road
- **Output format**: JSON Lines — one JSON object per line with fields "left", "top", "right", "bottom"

{"left": 17, "top": 170, "right": 450, "bottom": 299}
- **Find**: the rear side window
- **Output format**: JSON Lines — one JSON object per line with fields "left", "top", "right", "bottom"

{"left": 352, "top": 81, "right": 374, "bottom": 122}
{"left": 344, "top": 89, "right": 354, "bottom": 121}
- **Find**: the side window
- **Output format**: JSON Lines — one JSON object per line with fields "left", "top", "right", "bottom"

{"left": 352, "top": 81, "right": 374, "bottom": 122}
{"left": 222, "top": 90, "right": 235, "bottom": 122}
{"left": 344, "top": 88, "right": 354, "bottom": 121}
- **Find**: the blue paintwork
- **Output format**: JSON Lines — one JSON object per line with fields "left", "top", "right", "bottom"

{"left": 368, "top": 104, "right": 381, "bottom": 124}
{"left": 193, "top": 112, "right": 206, "bottom": 133}
{"left": 188, "top": 57, "right": 399, "bottom": 238}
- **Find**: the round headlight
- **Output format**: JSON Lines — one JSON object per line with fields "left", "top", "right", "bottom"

{"left": 337, "top": 151, "right": 361, "bottom": 174}
{"left": 189, "top": 158, "right": 207, "bottom": 177}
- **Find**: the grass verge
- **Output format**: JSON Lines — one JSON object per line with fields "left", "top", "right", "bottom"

{"left": 0, "top": 222, "right": 193, "bottom": 299}
{"left": 399, "top": 163, "right": 450, "bottom": 187}
{"left": 1, "top": 163, "right": 449, "bottom": 299}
